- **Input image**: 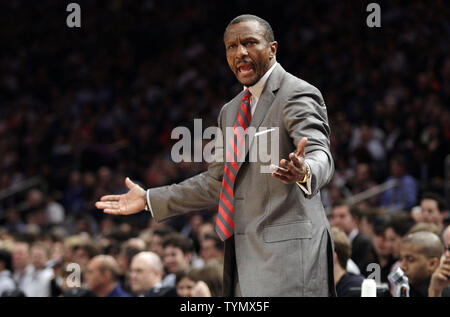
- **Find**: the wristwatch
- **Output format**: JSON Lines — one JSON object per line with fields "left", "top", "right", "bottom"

{"left": 297, "top": 163, "right": 311, "bottom": 184}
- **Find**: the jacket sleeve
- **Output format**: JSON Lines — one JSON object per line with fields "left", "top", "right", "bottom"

{"left": 147, "top": 109, "right": 225, "bottom": 222}
{"left": 282, "top": 84, "right": 334, "bottom": 198}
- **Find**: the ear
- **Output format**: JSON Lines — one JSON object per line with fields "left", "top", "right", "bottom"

{"left": 428, "top": 257, "right": 439, "bottom": 272}
{"left": 269, "top": 41, "right": 278, "bottom": 59}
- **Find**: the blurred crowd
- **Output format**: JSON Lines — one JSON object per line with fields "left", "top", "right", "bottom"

{"left": 0, "top": 0, "right": 449, "bottom": 296}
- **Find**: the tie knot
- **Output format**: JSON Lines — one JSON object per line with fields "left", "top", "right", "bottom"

{"left": 243, "top": 89, "right": 252, "bottom": 100}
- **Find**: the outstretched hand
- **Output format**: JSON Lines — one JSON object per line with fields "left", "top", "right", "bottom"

{"left": 95, "top": 177, "right": 146, "bottom": 215}
{"left": 271, "top": 137, "right": 308, "bottom": 184}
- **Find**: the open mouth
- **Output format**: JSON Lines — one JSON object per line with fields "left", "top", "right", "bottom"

{"left": 237, "top": 64, "right": 254, "bottom": 76}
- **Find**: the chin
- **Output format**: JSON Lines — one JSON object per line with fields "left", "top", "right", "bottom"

{"left": 237, "top": 77, "right": 258, "bottom": 87}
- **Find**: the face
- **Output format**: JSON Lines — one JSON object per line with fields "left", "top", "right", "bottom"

{"left": 373, "top": 231, "right": 391, "bottom": 257}
{"left": 149, "top": 235, "right": 164, "bottom": 257}
{"left": 331, "top": 205, "right": 356, "bottom": 235}
{"left": 358, "top": 217, "right": 374, "bottom": 239}
{"left": 200, "top": 239, "right": 223, "bottom": 261}
{"left": 73, "top": 248, "right": 91, "bottom": 267}
{"left": 385, "top": 228, "right": 402, "bottom": 258}
{"left": 198, "top": 224, "right": 214, "bottom": 243}
{"left": 400, "top": 243, "right": 437, "bottom": 286}
{"left": 85, "top": 258, "right": 107, "bottom": 292}
{"left": 224, "top": 20, "right": 277, "bottom": 86}
{"left": 12, "top": 243, "right": 29, "bottom": 270}
{"left": 31, "top": 246, "right": 48, "bottom": 270}
{"left": 176, "top": 277, "right": 196, "bottom": 297}
{"left": 421, "top": 199, "right": 443, "bottom": 228}
{"left": 129, "top": 257, "right": 159, "bottom": 294}
{"left": 163, "top": 245, "right": 190, "bottom": 274}
{"left": 390, "top": 160, "right": 404, "bottom": 177}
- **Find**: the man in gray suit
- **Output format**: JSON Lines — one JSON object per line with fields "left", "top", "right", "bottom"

{"left": 96, "top": 14, "right": 335, "bottom": 297}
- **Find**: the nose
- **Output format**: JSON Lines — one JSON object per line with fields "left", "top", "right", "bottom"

{"left": 399, "top": 260, "right": 406, "bottom": 272}
{"left": 236, "top": 44, "right": 248, "bottom": 59}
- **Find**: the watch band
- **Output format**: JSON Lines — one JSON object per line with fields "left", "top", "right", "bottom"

{"left": 297, "top": 163, "right": 311, "bottom": 184}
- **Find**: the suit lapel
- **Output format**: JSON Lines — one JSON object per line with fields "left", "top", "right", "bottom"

{"left": 236, "top": 64, "right": 285, "bottom": 173}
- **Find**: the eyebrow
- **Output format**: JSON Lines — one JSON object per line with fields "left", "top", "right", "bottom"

{"left": 225, "top": 35, "right": 260, "bottom": 44}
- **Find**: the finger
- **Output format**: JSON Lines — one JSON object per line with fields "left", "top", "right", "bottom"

{"left": 296, "top": 137, "right": 308, "bottom": 157}
{"left": 271, "top": 172, "right": 291, "bottom": 184}
{"left": 125, "top": 177, "right": 136, "bottom": 189}
{"left": 96, "top": 201, "right": 119, "bottom": 209}
{"left": 104, "top": 209, "right": 122, "bottom": 215}
{"left": 441, "top": 267, "right": 450, "bottom": 276}
{"left": 100, "top": 195, "right": 121, "bottom": 202}
{"left": 278, "top": 160, "right": 295, "bottom": 176}
{"left": 435, "top": 272, "right": 449, "bottom": 281}
{"left": 95, "top": 201, "right": 109, "bottom": 209}
{"left": 284, "top": 159, "right": 300, "bottom": 176}
{"left": 289, "top": 152, "right": 304, "bottom": 168}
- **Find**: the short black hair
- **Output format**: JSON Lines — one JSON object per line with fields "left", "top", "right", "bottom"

{"left": 373, "top": 215, "right": 391, "bottom": 236}
{"left": 421, "top": 192, "right": 447, "bottom": 212}
{"left": 386, "top": 212, "right": 416, "bottom": 237}
{"left": 225, "top": 14, "right": 275, "bottom": 42}
{"left": 162, "top": 233, "right": 193, "bottom": 255}
{"left": 203, "top": 233, "right": 224, "bottom": 251}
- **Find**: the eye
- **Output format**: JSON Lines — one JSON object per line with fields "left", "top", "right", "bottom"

{"left": 227, "top": 44, "right": 237, "bottom": 50}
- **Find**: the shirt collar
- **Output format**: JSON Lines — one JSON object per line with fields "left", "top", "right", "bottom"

{"left": 348, "top": 228, "right": 359, "bottom": 243}
{"left": 245, "top": 62, "right": 278, "bottom": 99}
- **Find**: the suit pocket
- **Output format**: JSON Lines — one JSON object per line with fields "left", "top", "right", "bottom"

{"left": 263, "top": 221, "right": 312, "bottom": 243}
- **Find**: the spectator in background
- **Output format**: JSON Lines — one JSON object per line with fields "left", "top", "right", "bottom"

{"left": 197, "top": 221, "right": 215, "bottom": 244}
{"left": 331, "top": 203, "right": 372, "bottom": 273}
{"left": 428, "top": 225, "right": 450, "bottom": 297}
{"left": 129, "top": 251, "right": 176, "bottom": 297}
{"left": 356, "top": 208, "right": 386, "bottom": 239}
{"left": 116, "top": 238, "right": 146, "bottom": 293}
{"left": 149, "top": 226, "right": 175, "bottom": 259}
{"left": 179, "top": 213, "right": 204, "bottom": 254}
{"left": 85, "top": 255, "right": 130, "bottom": 297}
{"left": 350, "top": 122, "right": 386, "bottom": 164}
{"left": 0, "top": 249, "right": 16, "bottom": 295}
{"left": 380, "top": 155, "right": 418, "bottom": 212}
{"left": 407, "top": 223, "right": 441, "bottom": 237}
{"left": 385, "top": 212, "right": 416, "bottom": 294}
{"left": 362, "top": 216, "right": 396, "bottom": 283}
{"left": 200, "top": 233, "right": 224, "bottom": 264}
{"left": 175, "top": 269, "right": 197, "bottom": 297}
{"left": 161, "top": 233, "right": 193, "bottom": 288}
{"left": 399, "top": 231, "right": 443, "bottom": 297}
{"left": 12, "top": 241, "right": 33, "bottom": 294}
{"left": 419, "top": 192, "right": 447, "bottom": 232}
{"left": 385, "top": 212, "right": 416, "bottom": 263}
{"left": 71, "top": 241, "right": 100, "bottom": 275}
{"left": 19, "top": 242, "right": 54, "bottom": 297}
{"left": 331, "top": 227, "right": 364, "bottom": 297}
{"left": 192, "top": 261, "right": 223, "bottom": 297}
{"left": 349, "top": 163, "right": 379, "bottom": 206}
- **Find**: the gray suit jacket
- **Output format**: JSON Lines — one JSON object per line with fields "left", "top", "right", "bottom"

{"left": 148, "top": 64, "right": 335, "bottom": 296}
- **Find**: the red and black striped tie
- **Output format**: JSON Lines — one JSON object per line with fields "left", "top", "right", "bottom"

{"left": 216, "top": 89, "right": 252, "bottom": 241}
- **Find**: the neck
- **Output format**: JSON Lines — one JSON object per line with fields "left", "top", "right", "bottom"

{"left": 378, "top": 254, "right": 390, "bottom": 267}
{"left": 95, "top": 282, "right": 116, "bottom": 297}
{"left": 334, "top": 265, "right": 346, "bottom": 285}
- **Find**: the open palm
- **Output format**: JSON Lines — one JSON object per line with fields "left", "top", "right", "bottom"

{"left": 95, "top": 177, "right": 146, "bottom": 215}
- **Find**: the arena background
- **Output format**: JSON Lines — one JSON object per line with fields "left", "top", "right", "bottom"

{"left": 0, "top": 0, "right": 449, "bottom": 298}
